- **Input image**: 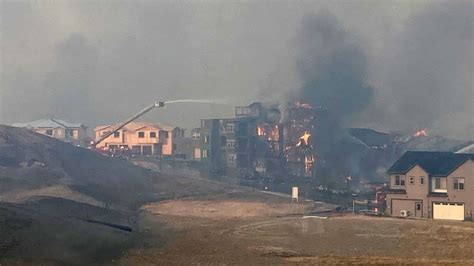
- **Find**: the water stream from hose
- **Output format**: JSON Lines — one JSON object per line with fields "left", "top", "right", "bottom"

{"left": 164, "top": 99, "right": 230, "bottom": 106}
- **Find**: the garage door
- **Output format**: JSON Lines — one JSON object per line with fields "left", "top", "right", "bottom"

{"left": 433, "top": 202, "right": 464, "bottom": 221}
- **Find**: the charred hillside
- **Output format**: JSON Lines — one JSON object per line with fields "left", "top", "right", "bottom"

{"left": 0, "top": 125, "right": 155, "bottom": 208}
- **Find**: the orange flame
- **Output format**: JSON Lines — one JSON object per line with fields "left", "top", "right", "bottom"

{"left": 296, "top": 131, "right": 311, "bottom": 146}
{"left": 413, "top": 129, "right": 428, "bottom": 137}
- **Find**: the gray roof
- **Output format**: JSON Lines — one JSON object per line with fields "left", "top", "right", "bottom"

{"left": 388, "top": 151, "right": 474, "bottom": 177}
{"left": 12, "top": 119, "right": 84, "bottom": 129}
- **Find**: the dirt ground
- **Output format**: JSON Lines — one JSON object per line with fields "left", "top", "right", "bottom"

{"left": 119, "top": 197, "right": 474, "bottom": 265}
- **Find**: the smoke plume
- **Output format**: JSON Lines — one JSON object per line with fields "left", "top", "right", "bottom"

{"left": 296, "top": 12, "right": 373, "bottom": 124}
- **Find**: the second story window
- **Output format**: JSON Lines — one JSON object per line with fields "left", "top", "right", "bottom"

{"left": 395, "top": 175, "right": 405, "bottom": 186}
{"left": 202, "top": 149, "right": 208, "bottom": 158}
{"left": 150, "top": 132, "right": 157, "bottom": 138}
{"left": 138, "top": 132, "right": 145, "bottom": 138}
{"left": 114, "top": 132, "right": 120, "bottom": 138}
{"left": 409, "top": 176, "right": 415, "bottom": 185}
{"left": 420, "top": 176, "right": 425, "bottom": 185}
{"left": 453, "top": 178, "right": 465, "bottom": 190}
{"left": 226, "top": 123, "right": 235, "bottom": 133}
{"left": 227, "top": 139, "right": 235, "bottom": 149}
{"left": 192, "top": 131, "right": 200, "bottom": 140}
{"left": 432, "top": 177, "right": 447, "bottom": 192}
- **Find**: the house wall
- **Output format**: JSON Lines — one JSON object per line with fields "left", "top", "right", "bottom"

{"left": 95, "top": 128, "right": 125, "bottom": 148}
{"left": 75, "top": 126, "right": 88, "bottom": 145}
{"left": 386, "top": 166, "right": 429, "bottom": 217}
{"left": 386, "top": 160, "right": 473, "bottom": 220}
{"left": 95, "top": 126, "right": 173, "bottom": 155}
{"left": 36, "top": 126, "right": 88, "bottom": 146}
{"left": 446, "top": 160, "right": 473, "bottom": 219}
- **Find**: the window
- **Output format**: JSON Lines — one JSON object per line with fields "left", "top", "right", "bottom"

{"left": 150, "top": 132, "right": 157, "bottom": 138}
{"left": 453, "top": 178, "right": 465, "bottom": 190}
{"left": 138, "top": 132, "right": 145, "bottom": 138}
{"left": 192, "top": 131, "right": 200, "bottom": 140}
{"left": 204, "top": 135, "right": 209, "bottom": 144}
{"left": 227, "top": 139, "right": 236, "bottom": 149}
{"left": 46, "top": 129, "right": 53, "bottom": 136}
{"left": 114, "top": 132, "right": 120, "bottom": 138}
{"left": 416, "top": 203, "right": 422, "bottom": 210}
{"left": 432, "top": 177, "right": 447, "bottom": 192}
{"left": 395, "top": 175, "right": 405, "bottom": 186}
{"left": 226, "top": 123, "right": 235, "bottom": 133}
{"left": 202, "top": 149, "right": 208, "bottom": 158}
{"left": 235, "top": 106, "right": 251, "bottom": 116}
{"left": 420, "top": 176, "right": 425, "bottom": 185}
{"left": 228, "top": 153, "right": 236, "bottom": 163}
{"left": 409, "top": 176, "right": 415, "bottom": 185}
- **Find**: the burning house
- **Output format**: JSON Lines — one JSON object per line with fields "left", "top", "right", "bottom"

{"left": 198, "top": 101, "right": 319, "bottom": 180}
{"left": 282, "top": 101, "right": 316, "bottom": 177}
{"left": 198, "top": 103, "right": 278, "bottom": 178}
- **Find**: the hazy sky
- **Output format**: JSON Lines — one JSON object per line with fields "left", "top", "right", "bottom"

{"left": 1, "top": 0, "right": 472, "bottom": 139}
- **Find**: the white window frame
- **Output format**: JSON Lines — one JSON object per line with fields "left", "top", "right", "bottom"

{"left": 202, "top": 149, "right": 208, "bottom": 158}
{"left": 227, "top": 139, "right": 235, "bottom": 149}
{"left": 453, "top": 178, "right": 465, "bottom": 190}
{"left": 432, "top": 177, "right": 447, "bottom": 193}
{"left": 226, "top": 123, "right": 235, "bottom": 133}
{"left": 395, "top": 175, "right": 405, "bottom": 186}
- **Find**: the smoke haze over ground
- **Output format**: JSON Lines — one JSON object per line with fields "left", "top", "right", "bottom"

{"left": 1, "top": 0, "right": 472, "bottom": 139}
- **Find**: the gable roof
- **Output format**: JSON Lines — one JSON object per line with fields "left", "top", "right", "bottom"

{"left": 12, "top": 119, "right": 84, "bottom": 129}
{"left": 388, "top": 151, "right": 474, "bottom": 176}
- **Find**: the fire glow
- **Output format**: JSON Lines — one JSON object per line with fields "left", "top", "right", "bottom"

{"left": 296, "top": 131, "right": 311, "bottom": 147}
{"left": 414, "top": 129, "right": 428, "bottom": 138}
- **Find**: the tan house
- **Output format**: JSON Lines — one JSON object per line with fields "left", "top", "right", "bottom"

{"left": 12, "top": 119, "right": 88, "bottom": 146}
{"left": 94, "top": 122, "right": 183, "bottom": 156}
{"left": 385, "top": 151, "right": 473, "bottom": 221}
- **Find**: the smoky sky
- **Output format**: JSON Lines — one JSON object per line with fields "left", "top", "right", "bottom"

{"left": 296, "top": 12, "right": 373, "bottom": 123}
{"left": 1, "top": 1, "right": 473, "bottom": 139}
{"left": 381, "top": 2, "right": 473, "bottom": 138}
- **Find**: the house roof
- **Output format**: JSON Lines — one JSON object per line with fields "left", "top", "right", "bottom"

{"left": 94, "top": 121, "right": 175, "bottom": 132}
{"left": 388, "top": 151, "right": 474, "bottom": 176}
{"left": 12, "top": 119, "right": 84, "bottom": 129}
{"left": 347, "top": 128, "right": 392, "bottom": 148}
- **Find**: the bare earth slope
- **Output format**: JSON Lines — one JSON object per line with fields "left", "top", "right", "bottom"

{"left": 0, "top": 125, "right": 155, "bottom": 208}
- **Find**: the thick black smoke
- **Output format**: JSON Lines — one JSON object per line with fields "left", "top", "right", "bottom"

{"left": 294, "top": 12, "right": 375, "bottom": 180}
{"left": 296, "top": 12, "right": 373, "bottom": 124}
